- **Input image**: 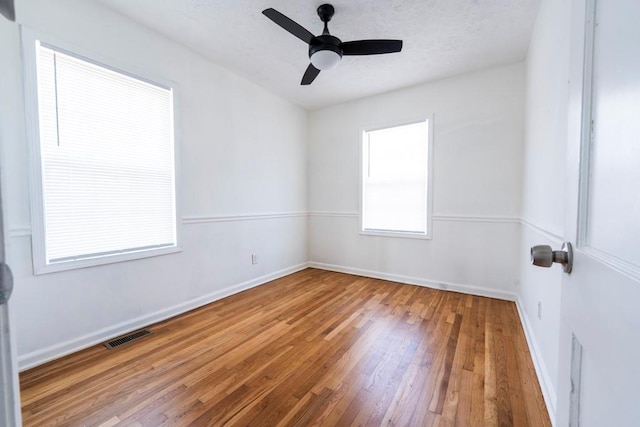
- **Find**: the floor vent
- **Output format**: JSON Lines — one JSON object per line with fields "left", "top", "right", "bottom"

{"left": 104, "top": 329, "right": 152, "bottom": 349}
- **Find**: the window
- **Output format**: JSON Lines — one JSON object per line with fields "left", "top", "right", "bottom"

{"left": 24, "top": 31, "right": 179, "bottom": 273}
{"left": 361, "top": 119, "right": 432, "bottom": 238}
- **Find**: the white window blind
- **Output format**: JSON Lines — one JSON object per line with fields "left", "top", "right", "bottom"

{"left": 35, "top": 43, "right": 177, "bottom": 265}
{"left": 362, "top": 121, "right": 429, "bottom": 235}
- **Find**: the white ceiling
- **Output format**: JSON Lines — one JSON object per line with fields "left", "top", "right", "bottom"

{"left": 96, "top": 0, "right": 540, "bottom": 110}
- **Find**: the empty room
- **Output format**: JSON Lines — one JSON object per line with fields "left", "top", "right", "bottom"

{"left": 1, "top": 0, "right": 639, "bottom": 425}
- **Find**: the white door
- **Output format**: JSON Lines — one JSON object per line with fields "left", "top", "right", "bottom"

{"left": 555, "top": 0, "right": 640, "bottom": 425}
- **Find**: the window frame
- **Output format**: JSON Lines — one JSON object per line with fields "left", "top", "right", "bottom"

{"left": 359, "top": 116, "right": 434, "bottom": 240}
{"left": 22, "top": 27, "right": 182, "bottom": 275}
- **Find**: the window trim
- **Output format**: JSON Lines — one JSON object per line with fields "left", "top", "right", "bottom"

{"left": 359, "top": 116, "right": 434, "bottom": 240}
{"left": 22, "top": 27, "right": 182, "bottom": 275}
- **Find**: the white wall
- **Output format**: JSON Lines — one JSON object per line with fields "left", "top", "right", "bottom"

{"left": 308, "top": 64, "right": 525, "bottom": 298}
{"left": 0, "top": 7, "right": 561, "bottom": 410}
{"left": 0, "top": 0, "right": 308, "bottom": 369}
{"left": 517, "top": 0, "right": 572, "bottom": 422}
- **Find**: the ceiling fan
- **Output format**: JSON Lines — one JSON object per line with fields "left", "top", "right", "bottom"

{"left": 262, "top": 4, "right": 403, "bottom": 85}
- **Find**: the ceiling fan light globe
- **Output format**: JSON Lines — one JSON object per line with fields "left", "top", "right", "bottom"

{"left": 310, "top": 49, "right": 341, "bottom": 70}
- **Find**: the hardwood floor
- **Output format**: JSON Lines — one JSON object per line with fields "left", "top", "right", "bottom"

{"left": 20, "top": 269, "right": 551, "bottom": 426}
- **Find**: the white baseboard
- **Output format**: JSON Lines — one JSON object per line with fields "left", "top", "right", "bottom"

{"left": 308, "top": 262, "right": 517, "bottom": 301}
{"left": 18, "top": 263, "right": 309, "bottom": 371}
{"left": 515, "top": 298, "right": 557, "bottom": 426}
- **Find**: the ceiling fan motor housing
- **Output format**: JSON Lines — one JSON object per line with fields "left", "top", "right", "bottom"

{"left": 309, "top": 35, "right": 342, "bottom": 58}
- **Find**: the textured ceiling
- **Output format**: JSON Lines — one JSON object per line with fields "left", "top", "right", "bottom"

{"left": 96, "top": 0, "right": 540, "bottom": 110}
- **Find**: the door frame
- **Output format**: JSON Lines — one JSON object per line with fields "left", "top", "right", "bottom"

{"left": 0, "top": 0, "right": 22, "bottom": 420}
{"left": 0, "top": 154, "right": 22, "bottom": 426}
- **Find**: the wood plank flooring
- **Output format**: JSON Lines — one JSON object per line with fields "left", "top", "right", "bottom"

{"left": 20, "top": 268, "right": 551, "bottom": 426}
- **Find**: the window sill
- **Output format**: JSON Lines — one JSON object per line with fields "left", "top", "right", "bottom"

{"left": 33, "top": 245, "right": 182, "bottom": 275}
{"left": 359, "top": 230, "right": 432, "bottom": 240}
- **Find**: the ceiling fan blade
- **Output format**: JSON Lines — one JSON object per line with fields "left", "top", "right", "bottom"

{"left": 301, "top": 64, "right": 320, "bottom": 85}
{"left": 341, "top": 40, "right": 403, "bottom": 56}
{"left": 0, "top": 0, "right": 15, "bottom": 21}
{"left": 262, "top": 8, "right": 314, "bottom": 44}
